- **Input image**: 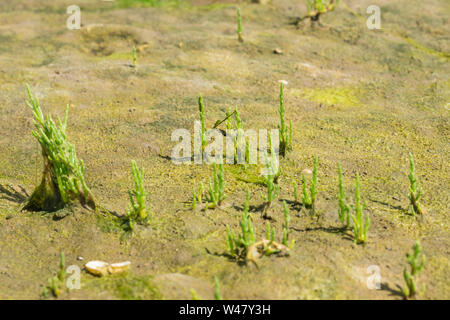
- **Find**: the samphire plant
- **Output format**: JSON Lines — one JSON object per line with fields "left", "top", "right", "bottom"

{"left": 192, "top": 182, "right": 204, "bottom": 210}
{"left": 306, "top": 0, "right": 339, "bottom": 21}
{"left": 278, "top": 82, "right": 293, "bottom": 157}
{"left": 282, "top": 201, "right": 295, "bottom": 248}
{"left": 132, "top": 45, "right": 137, "bottom": 68}
{"left": 408, "top": 153, "right": 423, "bottom": 216}
{"left": 205, "top": 163, "right": 226, "bottom": 209}
{"left": 198, "top": 96, "right": 207, "bottom": 152}
{"left": 294, "top": 156, "right": 318, "bottom": 212}
{"left": 42, "top": 252, "right": 66, "bottom": 298}
{"left": 402, "top": 240, "right": 425, "bottom": 299}
{"left": 24, "top": 85, "right": 96, "bottom": 212}
{"left": 351, "top": 173, "right": 370, "bottom": 244}
{"left": 226, "top": 192, "right": 255, "bottom": 259}
{"left": 214, "top": 276, "right": 223, "bottom": 300}
{"left": 123, "top": 160, "right": 151, "bottom": 230}
{"left": 337, "top": 162, "right": 350, "bottom": 228}
{"left": 260, "top": 147, "right": 280, "bottom": 218}
{"left": 237, "top": 8, "right": 243, "bottom": 42}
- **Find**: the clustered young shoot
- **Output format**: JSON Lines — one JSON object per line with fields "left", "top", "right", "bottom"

{"left": 42, "top": 252, "right": 66, "bottom": 298}
{"left": 403, "top": 241, "right": 425, "bottom": 299}
{"left": 226, "top": 192, "right": 255, "bottom": 259}
{"left": 124, "top": 160, "right": 151, "bottom": 230}
{"left": 205, "top": 163, "right": 226, "bottom": 209}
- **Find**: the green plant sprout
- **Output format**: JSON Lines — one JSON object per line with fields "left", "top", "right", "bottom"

{"left": 403, "top": 241, "right": 425, "bottom": 299}
{"left": 237, "top": 8, "right": 243, "bottom": 42}
{"left": 205, "top": 163, "right": 226, "bottom": 209}
{"left": 282, "top": 201, "right": 295, "bottom": 248}
{"left": 214, "top": 276, "right": 223, "bottom": 300}
{"left": 278, "top": 82, "right": 293, "bottom": 157}
{"left": 192, "top": 182, "right": 204, "bottom": 210}
{"left": 260, "top": 150, "right": 280, "bottom": 218}
{"left": 306, "top": 0, "right": 339, "bottom": 21}
{"left": 124, "top": 160, "right": 151, "bottom": 230}
{"left": 297, "top": 156, "right": 318, "bottom": 212}
{"left": 42, "top": 252, "right": 66, "bottom": 298}
{"left": 198, "top": 96, "right": 207, "bottom": 152}
{"left": 351, "top": 173, "right": 370, "bottom": 244}
{"left": 132, "top": 45, "right": 137, "bottom": 68}
{"left": 337, "top": 163, "right": 350, "bottom": 228}
{"left": 408, "top": 153, "right": 423, "bottom": 216}
{"left": 265, "top": 221, "right": 275, "bottom": 243}
{"left": 226, "top": 192, "right": 255, "bottom": 259}
{"left": 24, "top": 85, "right": 96, "bottom": 212}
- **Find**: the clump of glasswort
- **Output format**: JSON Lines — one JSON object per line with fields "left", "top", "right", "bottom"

{"left": 408, "top": 153, "right": 423, "bottom": 216}
{"left": 278, "top": 82, "right": 293, "bottom": 157}
{"left": 351, "top": 173, "right": 370, "bottom": 244}
{"left": 24, "top": 85, "right": 96, "bottom": 212}
{"left": 337, "top": 162, "right": 351, "bottom": 228}
{"left": 226, "top": 192, "right": 255, "bottom": 259}
{"left": 205, "top": 163, "right": 226, "bottom": 209}
{"left": 403, "top": 241, "right": 425, "bottom": 299}
{"left": 237, "top": 8, "right": 243, "bottom": 42}
{"left": 132, "top": 45, "right": 137, "bottom": 68}
{"left": 42, "top": 252, "right": 66, "bottom": 298}
{"left": 124, "top": 160, "right": 151, "bottom": 230}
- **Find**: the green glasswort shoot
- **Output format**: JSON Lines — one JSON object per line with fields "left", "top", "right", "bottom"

{"left": 306, "top": 0, "right": 339, "bottom": 21}
{"left": 198, "top": 96, "right": 207, "bottom": 152}
{"left": 260, "top": 151, "right": 280, "bottom": 218}
{"left": 24, "top": 85, "right": 96, "bottom": 211}
{"left": 237, "top": 8, "right": 243, "bottom": 42}
{"left": 192, "top": 182, "right": 204, "bottom": 210}
{"left": 403, "top": 241, "right": 425, "bottom": 299}
{"left": 351, "top": 173, "right": 370, "bottom": 244}
{"left": 226, "top": 192, "right": 255, "bottom": 259}
{"left": 282, "top": 201, "right": 295, "bottom": 248}
{"left": 266, "top": 221, "right": 275, "bottom": 243}
{"left": 125, "top": 160, "right": 151, "bottom": 230}
{"left": 205, "top": 163, "right": 225, "bottom": 209}
{"left": 278, "top": 82, "right": 293, "bottom": 157}
{"left": 214, "top": 276, "right": 223, "bottom": 300}
{"left": 337, "top": 163, "right": 350, "bottom": 228}
{"left": 300, "top": 156, "right": 318, "bottom": 212}
{"left": 132, "top": 45, "right": 137, "bottom": 68}
{"left": 408, "top": 153, "right": 423, "bottom": 216}
{"left": 43, "top": 252, "right": 66, "bottom": 298}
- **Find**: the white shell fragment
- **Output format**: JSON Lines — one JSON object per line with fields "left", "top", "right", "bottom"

{"left": 85, "top": 260, "right": 131, "bottom": 277}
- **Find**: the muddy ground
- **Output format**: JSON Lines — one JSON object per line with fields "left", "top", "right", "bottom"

{"left": 0, "top": 0, "right": 449, "bottom": 299}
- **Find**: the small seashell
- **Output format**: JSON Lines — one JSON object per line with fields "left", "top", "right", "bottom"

{"left": 85, "top": 261, "right": 109, "bottom": 277}
{"left": 273, "top": 48, "right": 283, "bottom": 54}
{"left": 302, "top": 168, "right": 313, "bottom": 175}
{"left": 278, "top": 80, "right": 288, "bottom": 85}
{"left": 108, "top": 261, "right": 131, "bottom": 275}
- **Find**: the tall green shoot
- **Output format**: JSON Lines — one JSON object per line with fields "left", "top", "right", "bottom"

{"left": 351, "top": 173, "right": 369, "bottom": 244}
{"left": 237, "top": 8, "right": 243, "bottom": 42}
{"left": 408, "top": 153, "right": 423, "bottom": 216}
{"left": 278, "top": 82, "right": 293, "bottom": 157}
{"left": 337, "top": 163, "right": 350, "bottom": 228}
